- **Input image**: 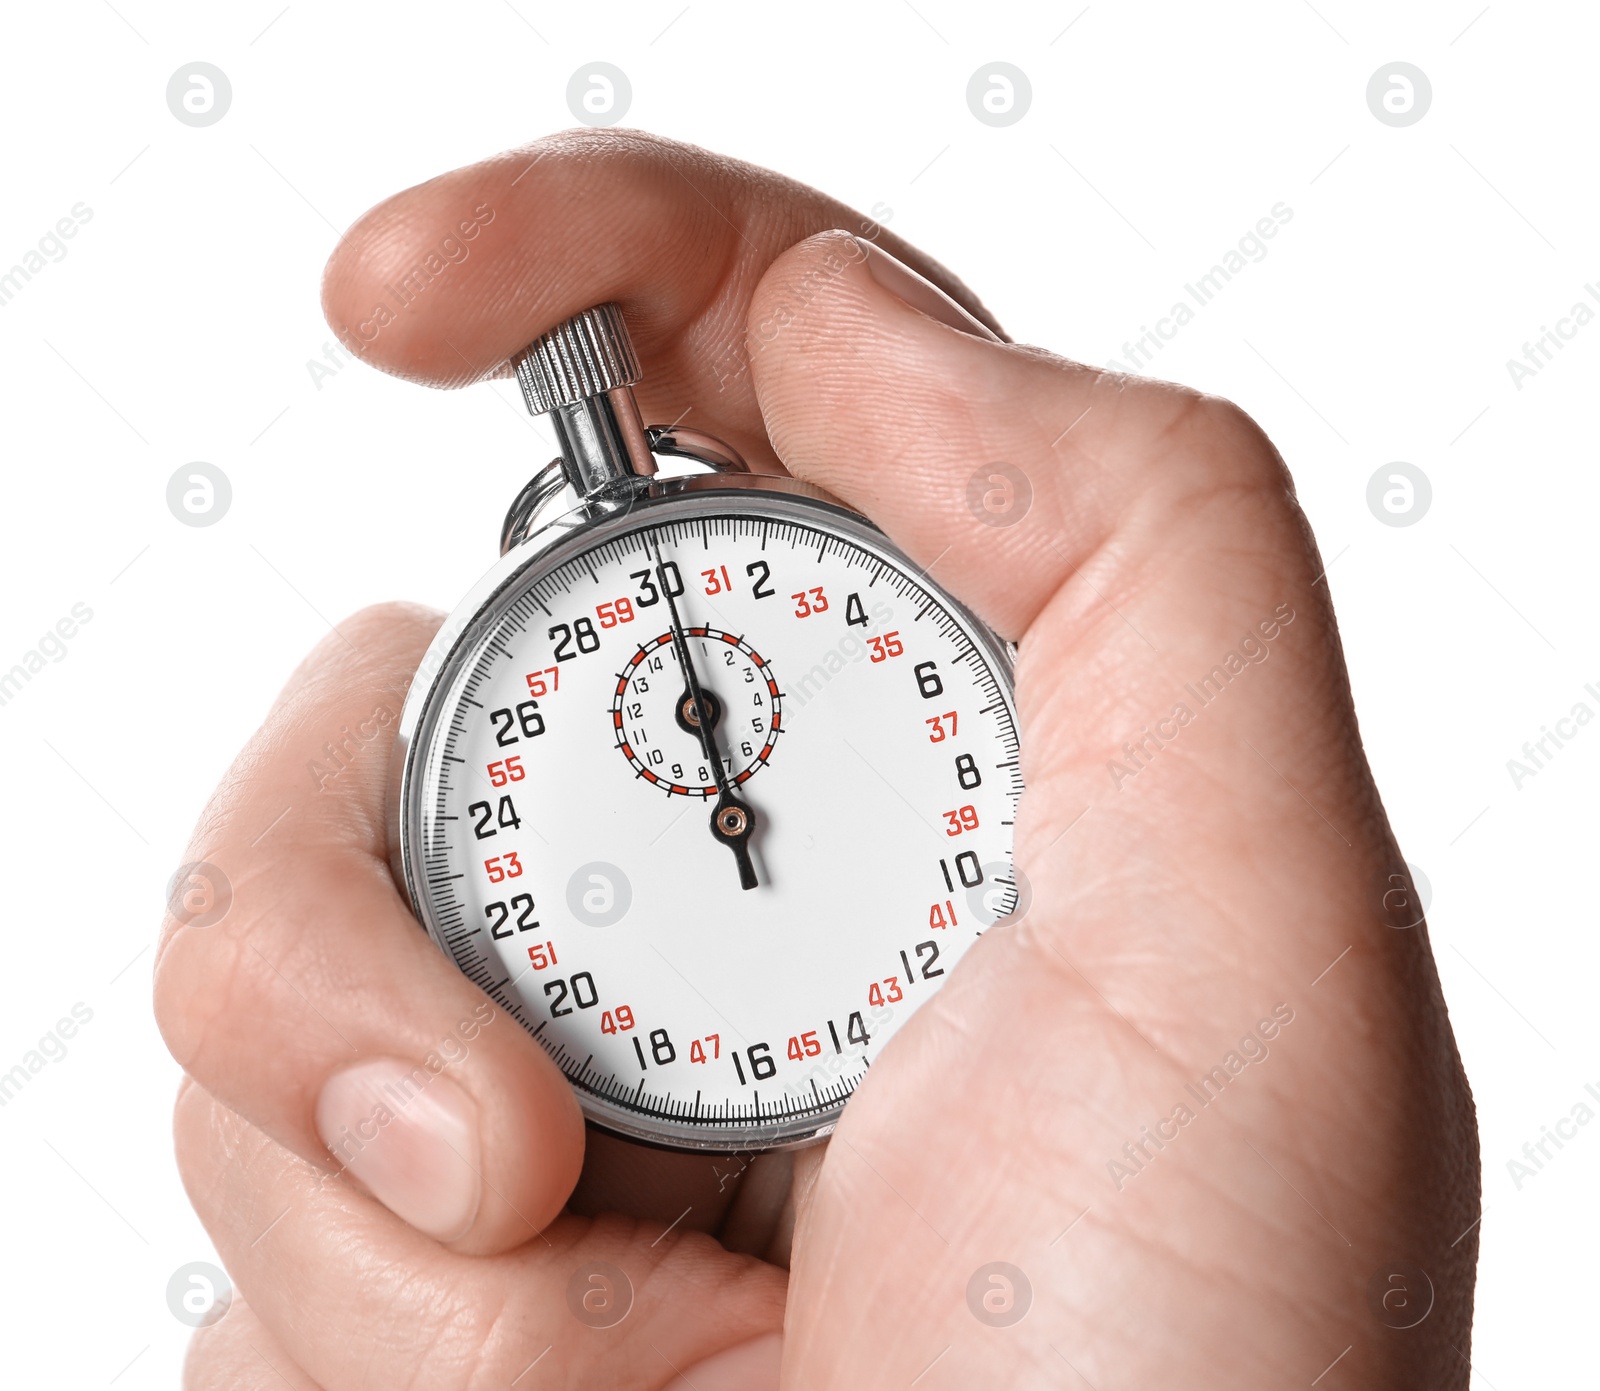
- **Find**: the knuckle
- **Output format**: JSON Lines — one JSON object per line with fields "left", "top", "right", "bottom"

{"left": 182, "top": 1300, "right": 313, "bottom": 1391}
{"left": 182, "top": 1317, "right": 242, "bottom": 1391}
{"left": 153, "top": 913, "right": 244, "bottom": 1074}
{"left": 1186, "top": 393, "right": 1291, "bottom": 495}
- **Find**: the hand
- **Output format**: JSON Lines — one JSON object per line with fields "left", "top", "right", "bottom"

{"left": 156, "top": 129, "right": 1478, "bottom": 1390}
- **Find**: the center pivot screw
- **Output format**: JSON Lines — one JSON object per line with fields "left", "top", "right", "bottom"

{"left": 676, "top": 688, "right": 721, "bottom": 735}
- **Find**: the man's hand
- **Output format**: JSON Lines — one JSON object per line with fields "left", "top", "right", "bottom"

{"left": 155, "top": 129, "right": 1478, "bottom": 1390}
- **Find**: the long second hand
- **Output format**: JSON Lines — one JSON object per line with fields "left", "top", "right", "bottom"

{"left": 650, "top": 535, "right": 759, "bottom": 890}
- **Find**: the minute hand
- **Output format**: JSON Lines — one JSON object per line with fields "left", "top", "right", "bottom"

{"left": 652, "top": 539, "right": 759, "bottom": 891}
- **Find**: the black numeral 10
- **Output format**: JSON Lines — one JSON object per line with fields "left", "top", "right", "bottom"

{"left": 940, "top": 851, "right": 984, "bottom": 891}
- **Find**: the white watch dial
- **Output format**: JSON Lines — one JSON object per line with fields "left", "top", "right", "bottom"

{"left": 405, "top": 500, "right": 1021, "bottom": 1149}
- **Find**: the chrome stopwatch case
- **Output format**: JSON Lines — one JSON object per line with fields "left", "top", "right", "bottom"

{"left": 391, "top": 304, "right": 1022, "bottom": 1152}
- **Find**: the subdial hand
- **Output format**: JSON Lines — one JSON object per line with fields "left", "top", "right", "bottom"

{"left": 650, "top": 537, "right": 760, "bottom": 890}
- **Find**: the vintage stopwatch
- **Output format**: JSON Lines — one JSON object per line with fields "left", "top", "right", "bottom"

{"left": 391, "top": 304, "right": 1022, "bottom": 1152}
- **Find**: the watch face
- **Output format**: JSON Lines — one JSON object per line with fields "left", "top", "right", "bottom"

{"left": 397, "top": 488, "right": 1022, "bottom": 1150}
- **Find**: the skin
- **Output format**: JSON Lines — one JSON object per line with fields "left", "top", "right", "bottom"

{"left": 154, "top": 129, "right": 1479, "bottom": 1389}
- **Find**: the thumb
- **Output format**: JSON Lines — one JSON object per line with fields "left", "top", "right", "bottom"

{"left": 744, "top": 229, "right": 1294, "bottom": 647}
{"left": 743, "top": 230, "right": 1351, "bottom": 864}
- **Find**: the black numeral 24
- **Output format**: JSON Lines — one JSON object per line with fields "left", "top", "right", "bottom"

{"left": 468, "top": 795, "right": 522, "bottom": 839}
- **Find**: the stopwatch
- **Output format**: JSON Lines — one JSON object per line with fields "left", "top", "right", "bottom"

{"left": 390, "top": 304, "right": 1022, "bottom": 1152}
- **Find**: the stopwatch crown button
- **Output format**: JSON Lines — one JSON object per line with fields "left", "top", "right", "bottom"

{"left": 511, "top": 303, "right": 642, "bottom": 415}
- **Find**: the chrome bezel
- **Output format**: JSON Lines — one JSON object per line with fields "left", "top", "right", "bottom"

{"left": 389, "top": 471, "right": 1019, "bottom": 1152}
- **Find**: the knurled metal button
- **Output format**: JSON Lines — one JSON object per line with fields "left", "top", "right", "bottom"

{"left": 511, "top": 303, "right": 641, "bottom": 414}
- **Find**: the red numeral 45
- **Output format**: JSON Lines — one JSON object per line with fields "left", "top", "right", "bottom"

{"left": 786, "top": 1030, "right": 821, "bottom": 1061}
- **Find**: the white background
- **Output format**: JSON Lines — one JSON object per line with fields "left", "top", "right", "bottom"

{"left": 0, "top": 1, "right": 1594, "bottom": 1385}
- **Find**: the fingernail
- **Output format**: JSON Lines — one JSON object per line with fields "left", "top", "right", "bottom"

{"left": 853, "top": 235, "right": 1001, "bottom": 342}
{"left": 316, "top": 1057, "right": 482, "bottom": 1242}
{"left": 668, "top": 1333, "right": 783, "bottom": 1391}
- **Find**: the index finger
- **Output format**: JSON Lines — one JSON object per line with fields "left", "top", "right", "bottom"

{"left": 153, "top": 604, "right": 586, "bottom": 1254}
{"left": 321, "top": 127, "right": 1003, "bottom": 466}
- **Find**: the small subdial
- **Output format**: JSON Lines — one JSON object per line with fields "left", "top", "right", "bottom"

{"left": 613, "top": 627, "right": 782, "bottom": 796}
